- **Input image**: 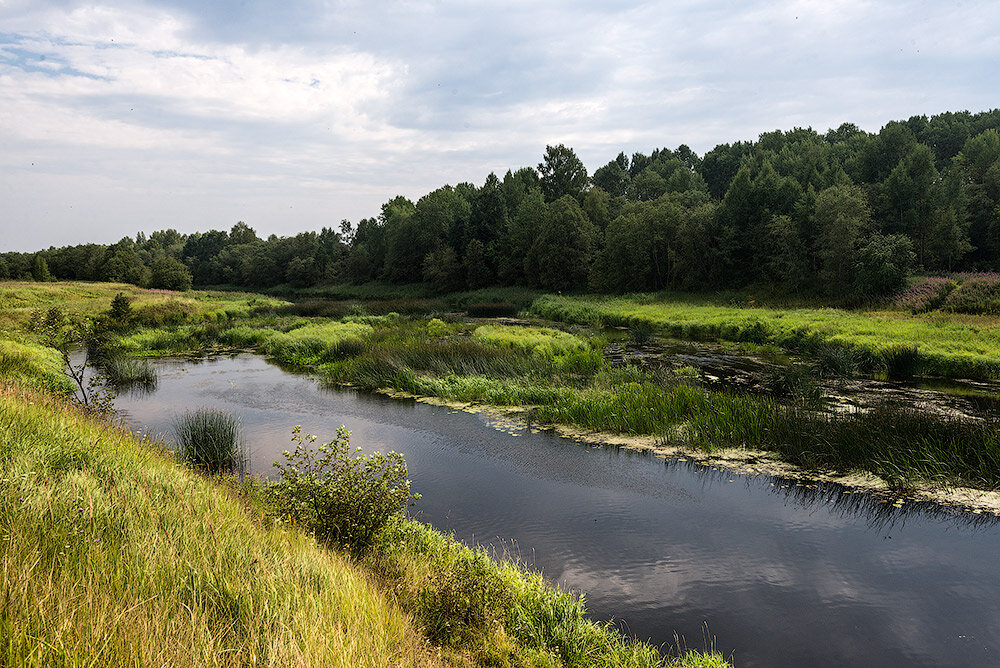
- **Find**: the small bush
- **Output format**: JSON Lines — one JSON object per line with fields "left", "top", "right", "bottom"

{"left": 267, "top": 426, "right": 419, "bottom": 556}
{"left": 426, "top": 318, "right": 450, "bottom": 337}
{"left": 942, "top": 273, "right": 1000, "bottom": 314}
{"left": 891, "top": 276, "right": 956, "bottom": 313}
{"left": 173, "top": 408, "right": 245, "bottom": 474}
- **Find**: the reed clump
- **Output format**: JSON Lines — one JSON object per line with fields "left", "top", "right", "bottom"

{"left": 173, "top": 408, "right": 245, "bottom": 475}
{"left": 101, "top": 354, "right": 157, "bottom": 387}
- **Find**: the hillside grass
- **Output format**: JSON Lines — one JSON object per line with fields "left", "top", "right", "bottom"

{"left": 0, "top": 383, "right": 446, "bottom": 668}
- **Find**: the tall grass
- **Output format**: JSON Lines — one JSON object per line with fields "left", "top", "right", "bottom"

{"left": 364, "top": 517, "right": 727, "bottom": 667}
{"left": 530, "top": 293, "right": 1000, "bottom": 379}
{"left": 0, "top": 384, "right": 442, "bottom": 668}
{"left": 0, "top": 337, "right": 75, "bottom": 395}
{"left": 101, "top": 354, "right": 157, "bottom": 387}
{"left": 173, "top": 408, "right": 246, "bottom": 475}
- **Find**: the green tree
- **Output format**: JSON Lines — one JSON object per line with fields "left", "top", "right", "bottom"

{"left": 853, "top": 234, "right": 915, "bottom": 298}
{"left": 422, "top": 245, "right": 463, "bottom": 293}
{"left": 31, "top": 255, "right": 52, "bottom": 282}
{"left": 814, "top": 184, "right": 872, "bottom": 292}
{"left": 463, "top": 239, "right": 491, "bottom": 289}
{"left": 525, "top": 195, "right": 596, "bottom": 291}
{"left": 149, "top": 256, "right": 193, "bottom": 291}
{"left": 538, "top": 144, "right": 588, "bottom": 203}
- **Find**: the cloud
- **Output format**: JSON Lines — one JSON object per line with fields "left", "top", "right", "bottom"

{"left": 1, "top": 0, "right": 1000, "bottom": 250}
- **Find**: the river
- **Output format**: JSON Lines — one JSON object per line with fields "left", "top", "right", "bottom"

{"left": 114, "top": 354, "right": 1000, "bottom": 667}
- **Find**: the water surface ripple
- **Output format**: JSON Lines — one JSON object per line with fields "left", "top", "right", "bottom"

{"left": 115, "top": 355, "right": 1000, "bottom": 668}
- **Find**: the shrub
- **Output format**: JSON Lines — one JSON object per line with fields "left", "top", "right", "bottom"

{"left": 173, "top": 408, "right": 245, "bottom": 474}
{"left": 426, "top": 318, "right": 450, "bottom": 337}
{"left": 266, "top": 426, "right": 419, "bottom": 556}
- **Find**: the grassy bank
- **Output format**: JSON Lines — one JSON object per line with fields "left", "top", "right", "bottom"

{"left": 529, "top": 294, "right": 1000, "bottom": 380}
{"left": 0, "top": 289, "right": 726, "bottom": 667}
{"left": 0, "top": 383, "right": 442, "bottom": 667}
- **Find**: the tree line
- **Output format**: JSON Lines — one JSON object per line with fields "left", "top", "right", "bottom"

{"left": 4, "top": 108, "right": 1000, "bottom": 300}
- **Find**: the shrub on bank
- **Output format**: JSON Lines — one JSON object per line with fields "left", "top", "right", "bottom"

{"left": 267, "top": 425, "right": 418, "bottom": 556}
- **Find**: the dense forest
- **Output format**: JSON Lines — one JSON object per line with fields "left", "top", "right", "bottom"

{"left": 4, "top": 109, "right": 1000, "bottom": 300}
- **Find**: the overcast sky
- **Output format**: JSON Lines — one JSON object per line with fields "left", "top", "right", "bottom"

{"left": 2, "top": 0, "right": 998, "bottom": 252}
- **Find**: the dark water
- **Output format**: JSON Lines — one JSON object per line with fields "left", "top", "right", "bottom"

{"left": 114, "top": 355, "right": 1000, "bottom": 668}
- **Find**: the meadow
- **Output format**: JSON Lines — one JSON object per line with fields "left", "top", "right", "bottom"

{"left": 529, "top": 293, "right": 1000, "bottom": 379}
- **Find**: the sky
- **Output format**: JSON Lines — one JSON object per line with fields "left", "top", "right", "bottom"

{"left": 1, "top": 0, "right": 998, "bottom": 252}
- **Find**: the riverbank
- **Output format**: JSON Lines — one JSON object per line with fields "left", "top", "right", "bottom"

{"left": 25, "top": 280, "right": 993, "bottom": 496}
{"left": 0, "top": 290, "right": 728, "bottom": 667}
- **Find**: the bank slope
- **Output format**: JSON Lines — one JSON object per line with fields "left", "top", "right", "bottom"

{"left": 0, "top": 383, "right": 443, "bottom": 668}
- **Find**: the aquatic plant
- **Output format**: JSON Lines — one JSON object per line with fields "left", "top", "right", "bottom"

{"left": 173, "top": 408, "right": 245, "bottom": 474}
{"left": 101, "top": 354, "right": 157, "bottom": 387}
{"left": 882, "top": 344, "right": 923, "bottom": 380}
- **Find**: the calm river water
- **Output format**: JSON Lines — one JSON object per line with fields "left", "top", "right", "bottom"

{"left": 114, "top": 355, "right": 1000, "bottom": 667}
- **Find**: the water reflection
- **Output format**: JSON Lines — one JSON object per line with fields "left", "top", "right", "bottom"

{"left": 113, "top": 354, "right": 1000, "bottom": 668}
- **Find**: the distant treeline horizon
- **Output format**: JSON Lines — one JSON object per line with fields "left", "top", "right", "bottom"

{"left": 4, "top": 108, "right": 1000, "bottom": 300}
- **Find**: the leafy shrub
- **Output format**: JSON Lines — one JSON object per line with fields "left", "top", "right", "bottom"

{"left": 173, "top": 408, "right": 245, "bottom": 474}
{"left": 426, "top": 318, "right": 450, "bottom": 337}
{"left": 267, "top": 426, "right": 419, "bottom": 555}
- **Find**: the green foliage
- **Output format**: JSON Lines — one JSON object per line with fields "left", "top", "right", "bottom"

{"left": 173, "top": 408, "right": 245, "bottom": 475}
{"left": 31, "top": 254, "right": 51, "bottom": 282}
{"left": 267, "top": 426, "right": 419, "bottom": 556}
{"left": 148, "top": 255, "right": 193, "bottom": 291}
{"left": 882, "top": 344, "right": 923, "bottom": 380}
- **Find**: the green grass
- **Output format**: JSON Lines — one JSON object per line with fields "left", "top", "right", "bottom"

{"left": 472, "top": 324, "right": 589, "bottom": 357}
{"left": 173, "top": 408, "right": 246, "bottom": 475}
{"left": 0, "top": 375, "right": 727, "bottom": 667}
{"left": 0, "top": 384, "right": 445, "bottom": 668}
{"left": 101, "top": 354, "right": 157, "bottom": 387}
{"left": 530, "top": 293, "right": 1000, "bottom": 379}
{"left": 0, "top": 280, "right": 287, "bottom": 332}
{"left": 0, "top": 337, "right": 75, "bottom": 395}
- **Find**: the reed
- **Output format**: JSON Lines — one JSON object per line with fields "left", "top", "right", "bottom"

{"left": 101, "top": 354, "right": 157, "bottom": 387}
{"left": 173, "top": 408, "right": 246, "bottom": 475}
